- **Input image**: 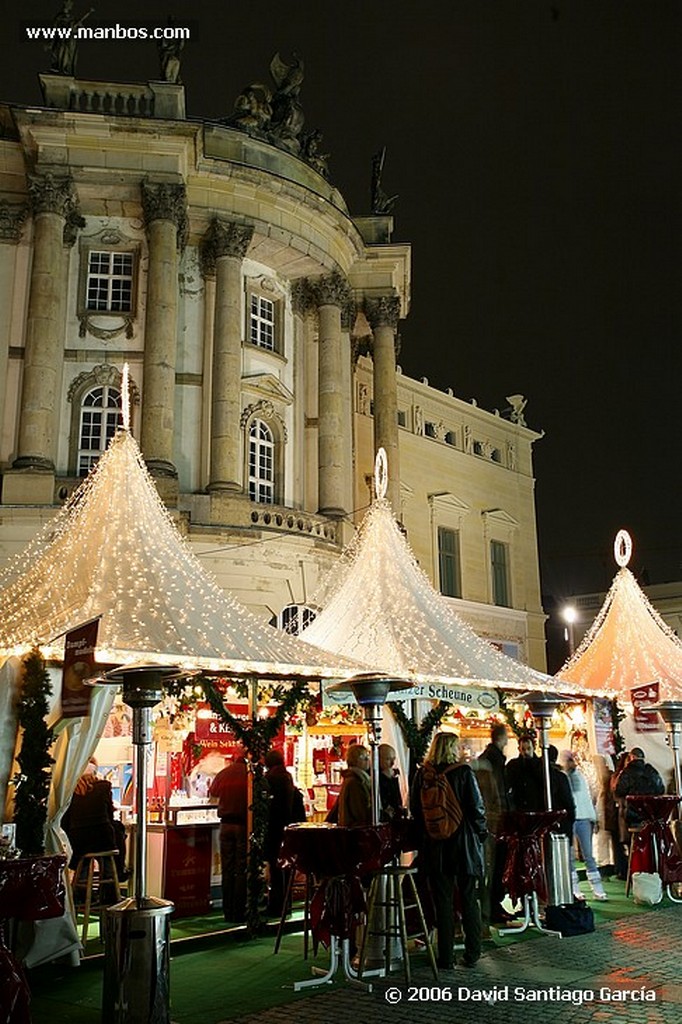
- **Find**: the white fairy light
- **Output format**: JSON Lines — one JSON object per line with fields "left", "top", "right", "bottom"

{"left": 0, "top": 431, "right": 362, "bottom": 680}
{"left": 374, "top": 447, "right": 388, "bottom": 501}
{"left": 121, "top": 362, "right": 131, "bottom": 432}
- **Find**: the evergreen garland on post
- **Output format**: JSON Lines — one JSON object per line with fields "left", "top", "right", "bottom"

{"left": 611, "top": 698, "right": 626, "bottom": 756}
{"left": 202, "top": 676, "right": 312, "bottom": 936}
{"left": 13, "top": 650, "right": 54, "bottom": 856}
{"left": 387, "top": 700, "right": 451, "bottom": 780}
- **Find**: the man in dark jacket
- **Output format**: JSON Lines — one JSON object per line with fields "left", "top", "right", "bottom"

{"left": 477, "top": 724, "right": 510, "bottom": 924}
{"left": 209, "top": 753, "right": 249, "bottom": 922}
{"left": 506, "top": 734, "right": 544, "bottom": 812}
{"left": 264, "top": 748, "right": 305, "bottom": 916}
{"left": 615, "top": 747, "right": 665, "bottom": 828}
{"left": 411, "top": 732, "right": 487, "bottom": 970}
{"left": 547, "top": 745, "right": 576, "bottom": 837}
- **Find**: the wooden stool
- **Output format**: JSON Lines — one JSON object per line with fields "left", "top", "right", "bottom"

{"left": 72, "top": 850, "right": 121, "bottom": 946}
{"left": 359, "top": 865, "right": 438, "bottom": 985}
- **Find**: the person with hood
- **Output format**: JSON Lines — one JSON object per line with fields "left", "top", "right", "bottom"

{"left": 410, "top": 731, "right": 487, "bottom": 970}
{"left": 337, "top": 744, "right": 372, "bottom": 827}
{"left": 615, "top": 747, "right": 664, "bottom": 828}
{"left": 559, "top": 750, "right": 608, "bottom": 901}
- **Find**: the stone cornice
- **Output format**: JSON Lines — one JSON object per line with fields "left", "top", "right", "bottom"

{"left": 313, "top": 269, "right": 352, "bottom": 309}
{"left": 200, "top": 218, "right": 253, "bottom": 275}
{"left": 0, "top": 200, "right": 29, "bottom": 243}
{"left": 364, "top": 294, "right": 401, "bottom": 330}
{"left": 27, "top": 172, "right": 77, "bottom": 219}
{"left": 141, "top": 181, "right": 188, "bottom": 246}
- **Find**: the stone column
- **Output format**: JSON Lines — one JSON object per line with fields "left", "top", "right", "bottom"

{"left": 292, "top": 279, "right": 318, "bottom": 513}
{"left": 0, "top": 202, "right": 28, "bottom": 463}
{"left": 340, "top": 298, "right": 356, "bottom": 520}
{"left": 140, "top": 181, "right": 187, "bottom": 479}
{"left": 13, "top": 174, "right": 77, "bottom": 473}
{"left": 202, "top": 218, "right": 253, "bottom": 492}
{"left": 366, "top": 295, "right": 401, "bottom": 512}
{"left": 314, "top": 271, "right": 353, "bottom": 517}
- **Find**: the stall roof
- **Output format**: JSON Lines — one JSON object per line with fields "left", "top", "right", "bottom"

{"left": 300, "top": 496, "right": 578, "bottom": 694}
{"left": 0, "top": 430, "right": 362, "bottom": 680}
{"left": 556, "top": 566, "right": 682, "bottom": 701}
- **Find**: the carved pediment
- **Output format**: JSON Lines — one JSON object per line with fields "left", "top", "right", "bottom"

{"left": 241, "top": 372, "right": 294, "bottom": 405}
{"left": 428, "top": 492, "right": 471, "bottom": 517}
{"left": 482, "top": 508, "right": 519, "bottom": 533}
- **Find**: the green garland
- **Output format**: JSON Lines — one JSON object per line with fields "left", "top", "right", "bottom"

{"left": 610, "top": 698, "right": 626, "bottom": 756}
{"left": 201, "top": 676, "right": 312, "bottom": 935}
{"left": 13, "top": 650, "right": 54, "bottom": 855}
{"left": 387, "top": 700, "right": 451, "bottom": 775}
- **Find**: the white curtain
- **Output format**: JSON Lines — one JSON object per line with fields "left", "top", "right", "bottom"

{"left": 45, "top": 683, "right": 116, "bottom": 856}
{"left": 0, "top": 656, "right": 22, "bottom": 825}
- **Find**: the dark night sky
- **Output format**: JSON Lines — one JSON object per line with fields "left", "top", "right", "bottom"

{"left": 2, "top": 1, "right": 680, "bottom": 601}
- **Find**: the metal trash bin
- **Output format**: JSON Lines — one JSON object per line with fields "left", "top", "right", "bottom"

{"left": 546, "top": 832, "right": 573, "bottom": 906}
{"left": 102, "top": 896, "right": 174, "bottom": 1024}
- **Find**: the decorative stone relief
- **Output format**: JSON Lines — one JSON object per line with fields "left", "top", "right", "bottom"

{"left": 78, "top": 314, "right": 134, "bottom": 340}
{"left": 313, "top": 270, "right": 352, "bottom": 309}
{"left": 27, "top": 172, "right": 78, "bottom": 218}
{"left": 414, "top": 405, "right": 424, "bottom": 436}
{"left": 141, "top": 181, "right": 188, "bottom": 247}
{"left": 356, "top": 382, "right": 371, "bottom": 416}
{"left": 201, "top": 218, "right": 254, "bottom": 270}
{"left": 67, "top": 363, "right": 140, "bottom": 405}
{"left": 463, "top": 424, "right": 472, "bottom": 454}
{"left": 507, "top": 441, "right": 516, "bottom": 471}
{"left": 239, "top": 399, "right": 288, "bottom": 442}
{"left": 434, "top": 420, "right": 446, "bottom": 441}
{"left": 0, "top": 200, "right": 29, "bottom": 242}
{"left": 290, "top": 277, "right": 316, "bottom": 316}
{"left": 364, "top": 294, "right": 401, "bottom": 331}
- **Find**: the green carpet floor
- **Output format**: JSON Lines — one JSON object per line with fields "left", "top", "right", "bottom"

{"left": 27, "top": 875, "right": 665, "bottom": 1024}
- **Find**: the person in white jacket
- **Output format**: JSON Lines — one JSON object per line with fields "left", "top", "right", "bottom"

{"left": 560, "top": 750, "right": 608, "bottom": 901}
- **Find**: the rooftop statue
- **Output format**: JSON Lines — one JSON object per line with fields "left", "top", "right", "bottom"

{"left": 300, "top": 129, "right": 330, "bottom": 179}
{"left": 371, "top": 147, "right": 398, "bottom": 215}
{"left": 48, "top": 1, "right": 94, "bottom": 76}
{"left": 157, "top": 18, "right": 185, "bottom": 84}
{"left": 227, "top": 83, "right": 273, "bottom": 132}
{"left": 505, "top": 394, "right": 528, "bottom": 426}
{"left": 268, "top": 52, "right": 305, "bottom": 154}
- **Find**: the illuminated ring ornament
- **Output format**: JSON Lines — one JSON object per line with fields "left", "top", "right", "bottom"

{"left": 374, "top": 447, "right": 388, "bottom": 500}
{"left": 614, "top": 529, "right": 632, "bottom": 568}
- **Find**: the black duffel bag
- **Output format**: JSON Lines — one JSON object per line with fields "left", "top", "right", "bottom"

{"left": 545, "top": 901, "right": 595, "bottom": 937}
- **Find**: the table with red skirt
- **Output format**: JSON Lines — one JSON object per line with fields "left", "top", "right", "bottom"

{"left": 626, "top": 794, "right": 682, "bottom": 898}
{"left": 494, "top": 810, "right": 567, "bottom": 935}
{"left": 278, "top": 822, "right": 397, "bottom": 990}
{"left": 0, "top": 855, "right": 66, "bottom": 1024}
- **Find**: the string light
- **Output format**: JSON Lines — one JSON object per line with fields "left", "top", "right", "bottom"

{"left": 301, "top": 493, "right": 582, "bottom": 694}
{"left": 0, "top": 430, "right": 362, "bottom": 681}
{"left": 557, "top": 562, "right": 682, "bottom": 700}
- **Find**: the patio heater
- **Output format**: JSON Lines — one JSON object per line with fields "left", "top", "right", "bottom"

{"left": 648, "top": 701, "right": 682, "bottom": 796}
{"left": 328, "top": 673, "right": 412, "bottom": 824}
{"left": 97, "top": 663, "right": 192, "bottom": 1024}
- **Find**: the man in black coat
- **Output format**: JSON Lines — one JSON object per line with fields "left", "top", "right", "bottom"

{"left": 615, "top": 747, "right": 665, "bottom": 828}
{"left": 477, "top": 724, "right": 510, "bottom": 924}
{"left": 506, "top": 734, "right": 544, "bottom": 812}
{"left": 411, "top": 732, "right": 488, "bottom": 970}
{"left": 264, "top": 748, "right": 305, "bottom": 916}
{"left": 547, "top": 744, "right": 576, "bottom": 838}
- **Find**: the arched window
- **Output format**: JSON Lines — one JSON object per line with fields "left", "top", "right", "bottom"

{"left": 248, "top": 418, "right": 275, "bottom": 503}
{"left": 78, "top": 385, "right": 122, "bottom": 475}
{"left": 269, "top": 604, "right": 318, "bottom": 635}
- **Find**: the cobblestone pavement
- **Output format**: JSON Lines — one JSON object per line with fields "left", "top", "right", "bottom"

{"left": 224, "top": 906, "right": 682, "bottom": 1024}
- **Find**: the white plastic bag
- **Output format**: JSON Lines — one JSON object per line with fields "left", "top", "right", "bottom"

{"left": 631, "top": 871, "right": 663, "bottom": 906}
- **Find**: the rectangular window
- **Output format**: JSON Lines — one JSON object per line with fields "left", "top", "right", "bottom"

{"left": 491, "top": 540, "right": 511, "bottom": 607}
{"left": 250, "top": 294, "right": 275, "bottom": 350}
{"left": 86, "top": 251, "right": 134, "bottom": 312}
{"left": 438, "top": 527, "right": 462, "bottom": 598}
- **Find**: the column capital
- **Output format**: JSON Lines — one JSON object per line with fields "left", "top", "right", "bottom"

{"left": 141, "top": 180, "right": 188, "bottom": 245}
{"left": 0, "top": 200, "right": 29, "bottom": 243}
{"left": 340, "top": 298, "right": 357, "bottom": 332}
{"left": 313, "top": 270, "right": 352, "bottom": 309}
{"left": 27, "top": 172, "right": 77, "bottom": 219}
{"left": 200, "top": 218, "right": 253, "bottom": 275}
{"left": 364, "top": 294, "right": 401, "bottom": 330}
{"left": 291, "top": 277, "right": 316, "bottom": 316}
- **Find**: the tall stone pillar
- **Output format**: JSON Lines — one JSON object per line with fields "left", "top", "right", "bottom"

{"left": 366, "top": 295, "right": 401, "bottom": 512}
{"left": 0, "top": 201, "right": 28, "bottom": 465}
{"left": 140, "top": 181, "right": 187, "bottom": 479}
{"left": 314, "top": 271, "right": 353, "bottom": 517}
{"left": 202, "top": 218, "right": 253, "bottom": 492}
{"left": 13, "top": 174, "right": 77, "bottom": 473}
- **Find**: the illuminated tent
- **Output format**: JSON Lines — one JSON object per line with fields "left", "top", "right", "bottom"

{"left": 556, "top": 536, "right": 682, "bottom": 701}
{"left": 0, "top": 428, "right": 361, "bottom": 681}
{"left": 300, "top": 471, "right": 573, "bottom": 694}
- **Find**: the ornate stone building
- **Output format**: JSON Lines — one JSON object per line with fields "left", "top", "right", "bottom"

{"left": 0, "top": 65, "right": 547, "bottom": 669}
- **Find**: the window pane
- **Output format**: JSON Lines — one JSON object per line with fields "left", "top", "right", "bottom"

{"left": 491, "top": 540, "right": 510, "bottom": 607}
{"left": 86, "top": 250, "right": 133, "bottom": 313}
{"left": 438, "top": 527, "right": 461, "bottom": 598}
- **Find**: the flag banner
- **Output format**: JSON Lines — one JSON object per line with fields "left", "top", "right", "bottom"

{"left": 61, "top": 618, "right": 100, "bottom": 718}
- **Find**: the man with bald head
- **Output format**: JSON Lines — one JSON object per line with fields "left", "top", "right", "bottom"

{"left": 379, "top": 743, "right": 403, "bottom": 820}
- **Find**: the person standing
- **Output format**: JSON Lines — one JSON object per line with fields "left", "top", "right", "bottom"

{"left": 559, "top": 751, "right": 608, "bottom": 901}
{"left": 505, "top": 733, "right": 544, "bottom": 812}
{"left": 378, "top": 743, "right": 403, "bottom": 821}
{"left": 476, "top": 724, "right": 510, "bottom": 924}
{"left": 410, "top": 731, "right": 487, "bottom": 970}
{"left": 615, "top": 747, "right": 665, "bottom": 829}
{"left": 264, "top": 748, "right": 305, "bottom": 917}
{"left": 337, "top": 743, "right": 372, "bottom": 827}
{"left": 209, "top": 752, "right": 249, "bottom": 922}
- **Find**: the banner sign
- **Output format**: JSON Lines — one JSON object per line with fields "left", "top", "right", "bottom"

{"left": 61, "top": 618, "right": 100, "bottom": 718}
{"left": 631, "top": 682, "right": 662, "bottom": 733}
{"left": 592, "top": 697, "right": 616, "bottom": 756}
{"left": 323, "top": 680, "right": 499, "bottom": 712}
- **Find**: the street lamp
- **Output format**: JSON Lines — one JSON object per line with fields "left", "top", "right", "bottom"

{"left": 561, "top": 604, "right": 578, "bottom": 657}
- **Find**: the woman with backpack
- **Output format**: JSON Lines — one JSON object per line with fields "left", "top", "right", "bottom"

{"left": 409, "top": 731, "right": 488, "bottom": 971}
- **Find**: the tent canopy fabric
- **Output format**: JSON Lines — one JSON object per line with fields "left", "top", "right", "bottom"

{"left": 301, "top": 497, "right": 574, "bottom": 693}
{"left": 556, "top": 567, "right": 682, "bottom": 700}
{"left": 0, "top": 431, "right": 361, "bottom": 680}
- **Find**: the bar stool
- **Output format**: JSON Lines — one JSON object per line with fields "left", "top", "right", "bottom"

{"left": 72, "top": 850, "right": 121, "bottom": 946}
{"left": 358, "top": 865, "right": 438, "bottom": 984}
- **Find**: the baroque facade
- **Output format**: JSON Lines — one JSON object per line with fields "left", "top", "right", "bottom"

{"left": 0, "top": 69, "right": 547, "bottom": 670}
